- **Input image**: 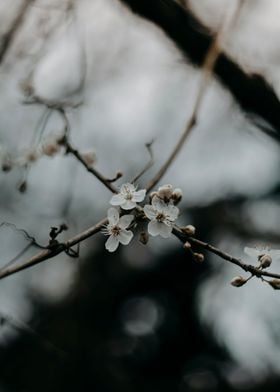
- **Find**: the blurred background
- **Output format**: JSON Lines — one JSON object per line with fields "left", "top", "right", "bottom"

{"left": 0, "top": 0, "right": 280, "bottom": 390}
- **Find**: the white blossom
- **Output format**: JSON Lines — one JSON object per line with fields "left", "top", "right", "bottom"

{"left": 103, "top": 208, "right": 134, "bottom": 252}
{"left": 144, "top": 195, "right": 179, "bottom": 238}
{"left": 110, "top": 183, "right": 146, "bottom": 210}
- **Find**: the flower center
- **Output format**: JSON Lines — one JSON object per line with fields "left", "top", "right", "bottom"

{"left": 125, "top": 192, "right": 133, "bottom": 200}
{"left": 111, "top": 225, "right": 121, "bottom": 236}
{"left": 156, "top": 212, "right": 166, "bottom": 222}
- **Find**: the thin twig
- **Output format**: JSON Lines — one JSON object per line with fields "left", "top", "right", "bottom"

{"left": 58, "top": 109, "right": 118, "bottom": 193}
{"left": 0, "top": 217, "right": 107, "bottom": 280}
{"left": 0, "top": 0, "right": 36, "bottom": 64}
{"left": 145, "top": 1, "right": 244, "bottom": 192}
{"left": 172, "top": 226, "right": 280, "bottom": 279}
{"left": 63, "top": 138, "right": 118, "bottom": 193}
{"left": 131, "top": 141, "right": 154, "bottom": 184}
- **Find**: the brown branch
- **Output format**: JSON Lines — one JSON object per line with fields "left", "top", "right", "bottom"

{"left": 57, "top": 109, "right": 118, "bottom": 193}
{"left": 0, "top": 217, "right": 107, "bottom": 280}
{"left": 145, "top": 2, "right": 243, "bottom": 192}
{"left": 172, "top": 226, "right": 280, "bottom": 280}
{"left": 120, "top": 0, "right": 280, "bottom": 141}
{"left": 63, "top": 138, "right": 118, "bottom": 193}
{"left": 1, "top": 205, "right": 280, "bottom": 282}
{"left": 0, "top": 0, "right": 36, "bottom": 64}
{"left": 131, "top": 141, "right": 155, "bottom": 183}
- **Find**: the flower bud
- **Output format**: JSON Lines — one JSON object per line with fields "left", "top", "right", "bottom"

{"left": 171, "top": 188, "right": 183, "bottom": 204}
{"left": 2, "top": 158, "right": 13, "bottom": 172}
{"left": 268, "top": 279, "right": 280, "bottom": 290}
{"left": 183, "top": 241, "right": 191, "bottom": 250}
{"left": 42, "top": 142, "right": 61, "bottom": 156}
{"left": 81, "top": 151, "right": 96, "bottom": 166}
{"left": 18, "top": 180, "right": 27, "bottom": 193}
{"left": 193, "top": 252, "right": 204, "bottom": 263}
{"left": 158, "top": 184, "right": 173, "bottom": 201}
{"left": 230, "top": 276, "right": 247, "bottom": 287}
{"left": 259, "top": 254, "right": 272, "bottom": 269}
{"left": 182, "top": 225, "right": 196, "bottom": 237}
{"left": 25, "top": 149, "right": 39, "bottom": 163}
{"left": 149, "top": 191, "right": 158, "bottom": 202}
{"left": 139, "top": 231, "right": 149, "bottom": 245}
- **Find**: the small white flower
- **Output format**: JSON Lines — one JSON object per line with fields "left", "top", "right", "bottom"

{"left": 103, "top": 208, "right": 134, "bottom": 252}
{"left": 110, "top": 183, "right": 146, "bottom": 210}
{"left": 144, "top": 195, "right": 179, "bottom": 238}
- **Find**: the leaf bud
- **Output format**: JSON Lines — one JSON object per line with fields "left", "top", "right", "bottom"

{"left": 268, "top": 279, "right": 280, "bottom": 290}
{"left": 171, "top": 188, "right": 183, "bottom": 204}
{"left": 158, "top": 184, "right": 173, "bottom": 201}
{"left": 81, "top": 151, "right": 96, "bottom": 166}
{"left": 139, "top": 231, "right": 149, "bottom": 245}
{"left": 193, "top": 252, "right": 204, "bottom": 263}
{"left": 183, "top": 241, "right": 191, "bottom": 250}
{"left": 182, "top": 225, "right": 196, "bottom": 237}
{"left": 259, "top": 254, "right": 272, "bottom": 269}
{"left": 230, "top": 276, "right": 247, "bottom": 287}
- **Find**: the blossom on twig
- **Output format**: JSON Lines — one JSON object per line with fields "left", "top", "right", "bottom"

{"left": 103, "top": 208, "right": 134, "bottom": 252}
{"left": 110, "top": 183, "right": 146, "bottom": 210}
{"left": 144, "top": 195, "right": 179, "bottom": 238}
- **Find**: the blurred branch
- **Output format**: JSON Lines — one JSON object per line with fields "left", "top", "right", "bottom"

{"left": 58, "top": 109, "right": 118, "bottom": 193}
{"left": 0, "top": 217, "right": 107, "bottom": 280}
{"left": 0, "top": 0, "right": 35, "bottom": 64}
{"left": 131, "top": 141, "right": 154, "bottom": 183}
{"left": 120, "top": 0, "right": 280, "bottom": 141}
{"left": 146, "top": 2, "right": 243, "bottom": 191}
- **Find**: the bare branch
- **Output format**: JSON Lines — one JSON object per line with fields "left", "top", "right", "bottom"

{"left": 131, "top": 141, "right": 154, "bottom": 184}
{"left": 172, "top": 226, "right": 280, "bottom": 280}
{"left": 145, "top": 2, "right": 243, "bottom": 192}
{"left": 58, "top": 109, "right": 118, "bottom": 193}
{"left": 0, "top": 217, "right": 107, "bottom": 280}
{"left": 0, "top": 0, "right": 36, "bottom": 64}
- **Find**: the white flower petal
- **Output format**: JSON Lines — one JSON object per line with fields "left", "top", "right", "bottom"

{"left": 110, "top": 194, "right": 125, "bottom": 206}
{"left": 107, "top": 207, "right": 119, "bottom": 225}
{"left": 166, "top": 205, "right": 179, "bottom": 221}
{"left": 105, "top": 235, "right": 119, "bottom": 252}
{"left": 132, "top": 189, "right": 146, "bottom": 202}
{"left": 144, "top": 205, "right": 157, "bottom": 220}
{"left": 118, "top": 229, "right": 133, "bottom": 245}
{"left": 148, "top": 220, "right": 163, "bottom": 237}
{"left": 158, "top": 223, "right": 173, "bottom": 238}
{"left": 151, "top": 195, "right": 165, "bottom": 210}
{"left": 119, "top": 214, "right": 134, "bottom": 229}
{"left": 121, "top": 200, "right": 137, "bottom": 210}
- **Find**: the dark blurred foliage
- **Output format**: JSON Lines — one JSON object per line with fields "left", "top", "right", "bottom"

{"left": 1, "top": 192, "right": 280, "bottom": 391}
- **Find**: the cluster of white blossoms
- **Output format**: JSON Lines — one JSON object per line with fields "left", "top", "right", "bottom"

{"left": 103, "top": 183, "right": 182, "bottom": 252}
